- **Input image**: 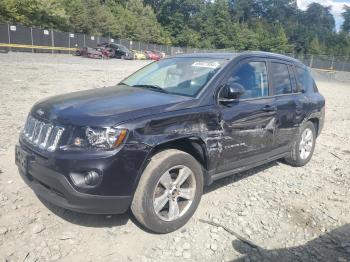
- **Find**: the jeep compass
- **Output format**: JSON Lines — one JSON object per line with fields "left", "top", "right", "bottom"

{"left": 15, "top": 52, "right": 325, "bottom": 233}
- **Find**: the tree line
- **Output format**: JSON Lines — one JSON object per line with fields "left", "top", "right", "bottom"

{"left": 1, "top": 0, "right": 350, "bottom": 56}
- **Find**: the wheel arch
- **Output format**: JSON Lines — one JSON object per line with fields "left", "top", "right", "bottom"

{"left": 308, "top": 117, "right": 320, "bottom": 137}
{"left": 301, "top": 109, "right": 323, "bottom": 137}
{"left": 132, "top": 136, "right": 210, "bottom": 195}
{"left": 150, "top": 136, "right": 209, "bottom": 169}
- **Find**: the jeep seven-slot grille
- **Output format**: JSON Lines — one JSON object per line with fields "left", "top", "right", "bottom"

{"left": 22, "top": 115, "right": 65, "bottom": 152}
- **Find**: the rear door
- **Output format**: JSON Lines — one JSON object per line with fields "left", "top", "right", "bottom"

{"left": 216, "top": 58, "right": 277, "bottom": 173}
{"left": 268, "top": 60, "right": 298, "bottom": 153}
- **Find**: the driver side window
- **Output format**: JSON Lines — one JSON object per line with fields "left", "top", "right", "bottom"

{"left": 228, "top": 61, "right": 269, "bottom": 99}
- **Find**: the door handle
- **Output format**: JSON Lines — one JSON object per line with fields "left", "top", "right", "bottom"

{"left": 262, "top": 105, "right": 276, "bottom": 112}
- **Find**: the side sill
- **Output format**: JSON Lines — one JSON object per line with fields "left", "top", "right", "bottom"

{"left": 207, "top": 152, "right": 289, "bottom": 185}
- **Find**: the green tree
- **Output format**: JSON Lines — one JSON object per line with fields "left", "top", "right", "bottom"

{"left": 309, "top": 37, "right": 324, "bottom": 54}
{"left": 1, "top": 0, "right": 350, "bottom": 55}
{"left": 229, "top": 0, "right": 258, "bottom": 24}
{"left": 0, "top": 0, "right": 22, "bottom": 23}
{"left": 342, "top": 5, "right": 350, "bottom": 33}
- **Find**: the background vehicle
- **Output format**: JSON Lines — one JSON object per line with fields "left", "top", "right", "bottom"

{"left": 15, "top": 52, "right": 325, "bottom": 234}
{"left": 74, "top": 46, "right": 111, "bottom": 59}
{"left": 98, "top": 43, "right": 133, "bottom": 59}
{"left": 131, "top": 49, "right": 147, "bottom": 60}
{"left": 74, "top": 47, "right": 88, "bottom": 56}
{"left": 145, "top": 50, "right": 160, "bottom": 61}
{"left": 152, "top": 50, "right": 166, "bottom": 59}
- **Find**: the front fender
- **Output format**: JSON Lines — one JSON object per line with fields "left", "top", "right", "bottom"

{"left": 119, "top": 107, "right": 225, "bottom": 188}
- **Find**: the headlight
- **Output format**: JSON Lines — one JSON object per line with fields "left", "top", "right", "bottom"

{"left": 68, "top": 127, "right": 128, "bottom": 150}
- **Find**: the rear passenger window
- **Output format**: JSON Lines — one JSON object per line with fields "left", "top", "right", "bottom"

{"left": 228, "top": 61, "right": 269, "bottom": 99}
{"left": 295, "top": 66, "right": 315, "bottom": 93}
{"left": 271, "top": 62, "right": 292, "bottom": 95}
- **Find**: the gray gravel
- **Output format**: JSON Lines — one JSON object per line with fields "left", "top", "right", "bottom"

{"left": 0, "top": 52, "right": 349, "bottom": 261}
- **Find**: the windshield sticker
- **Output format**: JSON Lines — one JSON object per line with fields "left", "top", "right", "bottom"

{"left": 192, "top": 61, "right": 220, "bottom": 69}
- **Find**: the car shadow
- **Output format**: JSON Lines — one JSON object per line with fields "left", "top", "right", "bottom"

{"left": 38, "top": 196, "right": 130, "bottom": 228}
{"left": 231, "top": 224, "right": 350, "bottom": 262}
{"left": 39, "top": 196, "right": 164, "bottom": 233}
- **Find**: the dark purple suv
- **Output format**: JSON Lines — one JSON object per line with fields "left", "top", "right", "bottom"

{"left": 15, "top": 52, "right": 325, "bottom": 233}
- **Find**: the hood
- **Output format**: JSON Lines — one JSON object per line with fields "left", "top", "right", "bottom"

{"left": 31, "top": 85, "right": 194, "bottom": 126}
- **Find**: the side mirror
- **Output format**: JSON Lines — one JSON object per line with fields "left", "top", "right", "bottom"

{"left": 219, "top": 82, "right": 245, "bottom": 103}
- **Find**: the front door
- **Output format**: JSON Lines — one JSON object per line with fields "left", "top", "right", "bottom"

{"left": 217, "top": 59, "right": 277, "bottom": 173}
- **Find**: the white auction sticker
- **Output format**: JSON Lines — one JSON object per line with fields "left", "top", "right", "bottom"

{"left": 192, "top": 61, "right": 220, "bottom": 69}
{"left": 10, "top": 26, "right": 16, "bottom": 31}
{"left": 43, "top": 30, "right": 49, "bottom": 35}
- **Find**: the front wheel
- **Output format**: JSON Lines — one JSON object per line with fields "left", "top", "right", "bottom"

{"left": 285, "top": 121, "right": 316, "bottom": 167}
{"left": 131, "top": 149, "right": 203, "bottom": 233}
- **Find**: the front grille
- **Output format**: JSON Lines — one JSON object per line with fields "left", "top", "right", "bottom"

{"left": 22, "top": 115, "right": 65, "bottom": 152}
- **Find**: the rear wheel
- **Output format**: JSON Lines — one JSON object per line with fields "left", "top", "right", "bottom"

{"left": 285, "top": 121, "right": 316, "bottom": 167}
{"left": 131, "top": 149, "right": 203, "bottom": 233}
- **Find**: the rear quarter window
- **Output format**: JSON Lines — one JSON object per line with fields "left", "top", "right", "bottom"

{"left": 295, "top": 66, "right": 317, "bottom": 93}
{"left": 271, "top": 62, "right": 292, "bottom": 95}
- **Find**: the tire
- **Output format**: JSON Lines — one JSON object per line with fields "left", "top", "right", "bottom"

{"left": 121, "top": 55, "right": 125, "bottom": 60}
{"left": 131, "top": 149, "right": 203, "bottom": 233}
{"left": 284, "top": 121, "right": 316, "bottom": 167}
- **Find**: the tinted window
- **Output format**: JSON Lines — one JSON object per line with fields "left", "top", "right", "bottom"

{"left": 271, "top": 62, "right": 292, "bottom": 95}
{"left": 295, "top": 66, "right": 315, "bottom": 93}
{"left": 228, "top": 61, "right": 269, "bottom": 99}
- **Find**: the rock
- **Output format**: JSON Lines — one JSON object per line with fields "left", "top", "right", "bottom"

{"left": 238, "top": 211, "right": 248, "bottom": 216}
{"left": 210, "top": 227, "right": 218, "bottom": 233}
{"left": 173, "top": 237, "right": 181, "bottom": 243}
{"left": 210, "top": 243, "right": 218, "bottom": 252}
{"left": 244, "top": 228, "right": 252, "bottom": 236}
{"left": 175, "top": 250, "right": 182, "bottom": 257}
{"left": 183, "top": 251, "right": 191, "bottom": 259}
{"left": 51, "top": 253, "right": 61, "bottom": 261}
{"left": 0, "top": 227, "right": 8, "bottom": 235}
{"left": 183, "top": 242, "right": 191, "bottom": 250}
{"left": 176, "top": 246, "right": 183, "bottom": 252}
{"left": 32, "top": 224, "right": 45, "bottom": 234}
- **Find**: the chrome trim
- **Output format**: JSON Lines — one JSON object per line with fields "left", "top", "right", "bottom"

{"left": 22, "top": 116, "right": 65, "bottom": 152}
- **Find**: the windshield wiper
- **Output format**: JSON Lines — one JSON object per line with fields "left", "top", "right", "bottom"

{"left": 119, "top": 82, "right": 130, "bottom": 86}
{"left": 132, "top": 84, "right": 169, "bottom": 94}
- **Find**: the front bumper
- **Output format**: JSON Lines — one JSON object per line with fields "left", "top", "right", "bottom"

{"left": 15, "top": 142, "right": 150, "bottom": 214}
{"left": 18, "top": 163, "right": 131, "bottom": 214}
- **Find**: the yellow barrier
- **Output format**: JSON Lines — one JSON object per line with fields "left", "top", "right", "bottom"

{"left": 312, "top": 68, "right": 335, "bottom": 72}
{"left": 0, "top": 43, "right": 77, "bottom": 51}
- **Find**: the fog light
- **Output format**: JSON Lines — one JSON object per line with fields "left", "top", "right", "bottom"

{"left": 84, "top": 171, "right": 101, "bottom": 186}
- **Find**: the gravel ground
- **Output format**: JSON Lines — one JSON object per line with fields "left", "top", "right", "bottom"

{"left": 0, "top": 53, "right": 349, "bottom": 262}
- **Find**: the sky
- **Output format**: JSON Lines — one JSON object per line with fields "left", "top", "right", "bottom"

{"left": 297, "top": 0, "right": 350, "bottom": 30}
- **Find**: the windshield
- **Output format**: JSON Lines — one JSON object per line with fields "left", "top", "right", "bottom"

{"left": 121, "top": 57, "right": 227, "bottom": 97}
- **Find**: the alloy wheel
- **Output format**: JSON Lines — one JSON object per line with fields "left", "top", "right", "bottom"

{"left": 153, "top": 165, "right": 196, "bottom": 221}
{"left": 299, "top": 128, "right": 314, "bottom": 160}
